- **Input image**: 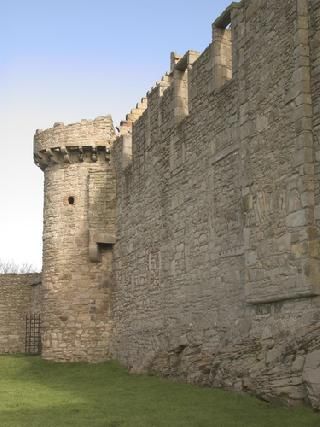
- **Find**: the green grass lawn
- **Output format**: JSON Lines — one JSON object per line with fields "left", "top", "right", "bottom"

{"left": 0, "top": 356, "right": 319, "bottom": 427}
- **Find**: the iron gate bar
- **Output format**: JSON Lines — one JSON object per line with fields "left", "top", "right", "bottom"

{"left": 25, "top": 313, "right": 41, "bottom": 355}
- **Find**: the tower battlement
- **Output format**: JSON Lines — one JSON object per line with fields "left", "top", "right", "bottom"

{"left": 34, "top": 115, "right": 115, "bottom": 170}
{"left": 115, "top": 7, "right": 236, "bottom": 163}
{"left": 116, "top": 2, "right": 243, "bottom": 138}
{"left": 34, "top": 115, "right": 116, "bottom": 362}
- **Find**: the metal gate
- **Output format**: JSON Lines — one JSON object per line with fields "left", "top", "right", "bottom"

{"left": 25, "top": 313, "right": 41, "bottom": 355}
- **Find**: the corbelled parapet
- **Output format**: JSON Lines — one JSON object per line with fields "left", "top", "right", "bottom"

{"left": 34, "top": 114, "right": 116, "bottom": 363}
{"left": 34, "top": 115, "right": 115, "bottom": 170}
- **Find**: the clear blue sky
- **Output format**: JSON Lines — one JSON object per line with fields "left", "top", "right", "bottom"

{"left": 0, "top": 0, "right": 231, "bottom": 269}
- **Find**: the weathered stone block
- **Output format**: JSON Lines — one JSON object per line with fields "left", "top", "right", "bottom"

{"left": 303, "top": 350, "right": 320, "bottom": 409}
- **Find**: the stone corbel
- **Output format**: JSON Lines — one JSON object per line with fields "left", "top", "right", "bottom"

{"left": 61, "top": 147, "right": 70, "bottom": 164}
{"left": 34, "top": 152, "right": 49, "bottom": 170}
{"left": 90, "top": 147, "right": 97, "bottom": 162}
{"left": 45, "top": 148, "right": 59, "bottom": 164}
{"left": 89, "top": 231, "right": 116, "bottom": 262}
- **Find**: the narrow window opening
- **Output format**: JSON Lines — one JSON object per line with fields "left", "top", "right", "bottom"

{"left": 68, "top": 196, "right": 75, "bottom": 205}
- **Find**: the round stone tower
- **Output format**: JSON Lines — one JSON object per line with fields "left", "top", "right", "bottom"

{"left": 34, "top": 116, "right": 116, "bottom": 362}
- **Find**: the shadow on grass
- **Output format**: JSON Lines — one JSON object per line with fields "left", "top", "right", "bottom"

{"left": 0, "top": 355, "right": 319, "bottom": 427}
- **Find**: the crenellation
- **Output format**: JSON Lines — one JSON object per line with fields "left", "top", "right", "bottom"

{"left": 171, "top": 51, "right": 200, "bottom": 123}
{"left": 34, "top": 115, "right": 115, "bottom": 170}
{"left": 34, "top": 115, "right": 115, "bottom": 153}
{"left": 170, "top": 52, "right": 183, "bottom": 72}
{"left": 111, "top": 0, "right": 320, "bottom": 409}
{"left": 33, "top": 114, "right": 116, "bottom": 362}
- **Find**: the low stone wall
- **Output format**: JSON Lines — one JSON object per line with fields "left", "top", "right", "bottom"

{"left": 0, "top": 274, "right": 41, "bottom": 354}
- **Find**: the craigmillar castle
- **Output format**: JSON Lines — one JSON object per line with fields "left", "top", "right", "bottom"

{"left": 1, "top": 0, "right": 320, "bottom": 409}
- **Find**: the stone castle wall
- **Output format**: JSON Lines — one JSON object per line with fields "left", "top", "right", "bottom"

{"left": 111, "top": 0, "right": 320, "bottom": 408}
{"left": 34, "top": 116, "right": 116, "bottom": 362}
{"left": 0, "top": 274, "right": 41, "bottom": 353}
